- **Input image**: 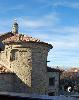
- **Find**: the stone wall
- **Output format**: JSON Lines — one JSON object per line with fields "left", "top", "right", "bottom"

{"left": 0, "top": 73, "right": 33, "bottom": 93}
{"left": 10, "top": 47, "right": 32, "bottom": 93}
{"left": 31, "top": 45, "right": 49, "bottom": 94}
{"left": 0, "top": 41, "right": 52, "bottom": 94}
{"left": 0, "top": 73, "right": 15, "bottom": 92}
{"left": 0, "top": 45, "right": 11, "bottom": 68}
{"left": 47, "top": 72, "right": 60, "bottom": 95}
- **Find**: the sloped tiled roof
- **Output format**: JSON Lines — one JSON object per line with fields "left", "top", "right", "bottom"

{"left": 0, "top": 64, "right": 12, "bottom": 73}
{"left": 2, "top": 33, "right": 41, "bottom": 43}
{"left": 0, "top": 32, "right": 14, "bottom": 42}
{"left": 47, "top": 67, "right": 62, "bottom": 73}
{"left": 0, "top": 32, "right": 53, "bottom": 49}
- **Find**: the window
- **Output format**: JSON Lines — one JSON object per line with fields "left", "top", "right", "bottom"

{"left": 10, "top": 49, "right": 18, "bottom": 61}
{"left": 48, "top": 92, "right": 55, "bottom": 96}
{"left": 0, "top": 48, "right": 2, "bottom": 52}
{"left": 49, "top": 77, "right": 55, "bottom": 86}
{"left": 0, "top": 42, "right": 4, "bottom": 52}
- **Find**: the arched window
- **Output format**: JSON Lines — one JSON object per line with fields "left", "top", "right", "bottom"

{"left": 10, "top": 49, "right": 18, "bottom": 61}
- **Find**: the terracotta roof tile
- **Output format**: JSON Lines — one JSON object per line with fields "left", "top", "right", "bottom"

{"left": 2, "top": 34, "right": 41, "bottom": 43}
{"left": 0, "top": 32, "right": 14, "bottom": 42}
{"left": 0, "top": 64, "right": 12, "bottom": 73}
{"left": 0, "top": 32, "right": 53, "bottom": 48}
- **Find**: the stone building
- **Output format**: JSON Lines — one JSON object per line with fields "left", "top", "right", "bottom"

{"left": 47, "top": 67, "right": 62, "bottom": 96}
{"left": 0, "top": 21, "right": 60, "bottom": 95}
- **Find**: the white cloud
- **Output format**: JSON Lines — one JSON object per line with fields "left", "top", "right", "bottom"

{"left": 52, "top": 1, "right": 79, "bottom": 9}
{"left": 34, "top": 0, "right": 79, "bottom": 9}
{"left": 51, "top": 26, "right": 79, "bottom": 34}
{"left": 9, "top": 5, "right": 25, "bottom": 10}
{"left": 0, "top": 4, "right": 25, "bottom": 14}
{"left": 54, "top": 41, "right": 77, "bottom": 49}
{"left": 18, "top": 13, "right": 59, "bottom": 29}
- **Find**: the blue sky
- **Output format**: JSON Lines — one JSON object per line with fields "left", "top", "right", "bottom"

{"left": 0, "top": 0, "right": 79, "bottom": 69}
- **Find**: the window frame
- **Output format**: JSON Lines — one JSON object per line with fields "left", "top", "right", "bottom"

{"left": 10, "top": 49, "right": 18, "bottom": 61}
{"left": 49, "top": 77, "right": 55, "bottom": 86}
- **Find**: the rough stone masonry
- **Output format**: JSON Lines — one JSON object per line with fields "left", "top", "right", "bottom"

{"left": 0, "top": 21, "right": 53, "bottom": 95}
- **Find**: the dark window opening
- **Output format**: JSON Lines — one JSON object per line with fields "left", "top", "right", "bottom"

{"left": 10, "top": 49, "right": 18, "bottom": 61}
{"left": 49, "top": 77, "right": 55, "bottom": 86}
{"left": 0, "top": 48, "right": 2, "bottom": 52}
{"left": 48, "top": 92, "right": 55, "bottom": 96}
{"left": 0, "top": 42, "right": 5, "bottom": 52}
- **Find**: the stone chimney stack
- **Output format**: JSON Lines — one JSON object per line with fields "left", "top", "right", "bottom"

{"left": 12, "top": 19, "right": 18, "bottom": 34}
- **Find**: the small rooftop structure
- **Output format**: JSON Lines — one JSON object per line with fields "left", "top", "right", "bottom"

{"left": 12, "top": 20, "right": 18, "bottom": 34}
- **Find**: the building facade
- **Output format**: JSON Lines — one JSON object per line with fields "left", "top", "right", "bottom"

{"left": 0, "top": 21, "right": 60, "bottom": 95}
{"left": 47, "top": 67, "right": 62, "bottom": 96}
